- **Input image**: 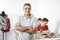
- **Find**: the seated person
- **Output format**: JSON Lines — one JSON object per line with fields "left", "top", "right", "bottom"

{"left": 37, "top": 18, "right": 42, "bottom": 31}
{"left": 37, "top": 18, "right": 49, "bottom": 31}
{"left": 37, "top": 18, "right": 54, "bottom": 38}
{"left": 37, "top": 18, "right": 49, "bottom": 38}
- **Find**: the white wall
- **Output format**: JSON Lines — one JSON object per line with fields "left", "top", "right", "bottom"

{"left": 0, "top": 0, "right": 60, "bottom": 33}
{"left": 37, "top": 0, "right": 60, "bottom": 33}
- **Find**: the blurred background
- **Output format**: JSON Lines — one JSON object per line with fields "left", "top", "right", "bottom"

{"left": 0, "top": 0, "right": 60, "bottom": 40}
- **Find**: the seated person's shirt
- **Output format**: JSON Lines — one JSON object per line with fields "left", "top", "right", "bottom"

{"left": 37, "top": 24, "right": 48, "bottom": 31}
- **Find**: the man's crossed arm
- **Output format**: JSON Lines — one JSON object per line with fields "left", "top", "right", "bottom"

{"left": 15, "top": 23, "right": 37, "bottom": 34}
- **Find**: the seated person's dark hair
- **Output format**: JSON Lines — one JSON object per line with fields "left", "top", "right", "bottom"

{"left": 42, "top": 18, "right": 49, "bottom": 22}
{"left": 38, "top": 18, "right": 42, "bottom": 20}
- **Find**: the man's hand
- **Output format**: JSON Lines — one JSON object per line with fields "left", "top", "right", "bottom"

{"left": 25, "top": 26, "right": 37, "bottom": 34}
{"left": 15, "top": 23, "right": 26, "bottom": 32}
{"left": 15, "top": 23, "right": 37, "bottom": 34}
{"left": 15, "top": 23, "right": 31, "bottom": 32}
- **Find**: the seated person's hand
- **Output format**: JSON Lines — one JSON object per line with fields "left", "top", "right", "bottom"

{"left": 41, "top": 34, "right": 48, "bottom": 38}
{"left": 49, "top": 33, "right": 54, "bottom": 37}
{"left": 48, "top": 32, "right": 54, "bottom": 38}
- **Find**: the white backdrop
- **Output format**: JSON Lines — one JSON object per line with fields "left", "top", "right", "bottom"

{"left": 0, "top": 0, "right": 60, "bottom": 34}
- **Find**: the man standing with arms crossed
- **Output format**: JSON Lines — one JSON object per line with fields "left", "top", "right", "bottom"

{"left": 15, "top": 3, "right": 37, "bottom": 40}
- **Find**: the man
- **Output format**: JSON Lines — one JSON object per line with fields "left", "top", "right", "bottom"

{"left": 15, "top": 3, "right": 37, "bottom": 40}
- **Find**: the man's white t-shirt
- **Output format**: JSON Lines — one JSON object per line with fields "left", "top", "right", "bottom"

{"left": 17, "top": 15, "right": 37, "bottom": 40}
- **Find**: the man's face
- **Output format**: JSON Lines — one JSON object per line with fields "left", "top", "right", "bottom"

{"left": 23, "top": 5, "right": 31, "bottom": 16}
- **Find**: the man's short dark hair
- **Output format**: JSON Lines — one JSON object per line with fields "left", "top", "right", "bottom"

{"left": 24, "top": 3, "right": 31, "bottom": 8}
{"left": 38, "top": 18, "right": 42, "bottom": 20}
{"left": 42, "top": 18, "right": 49, "bottom": 22}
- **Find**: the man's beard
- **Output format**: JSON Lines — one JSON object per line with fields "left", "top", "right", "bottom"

{"left": 27, "top": 14, "right": 31, "bottom": 16}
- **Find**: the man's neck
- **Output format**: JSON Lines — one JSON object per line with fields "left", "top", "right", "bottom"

{"left": 24, "top": 14, "right": 31, "bottom": 18}
{"left": 26, "top": 15, "right": 30, "bottom": 19}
